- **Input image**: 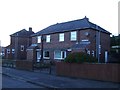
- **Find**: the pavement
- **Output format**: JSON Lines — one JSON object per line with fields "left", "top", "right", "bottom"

{"left": 2, "top": 67, "right": 120, "bottom": 89}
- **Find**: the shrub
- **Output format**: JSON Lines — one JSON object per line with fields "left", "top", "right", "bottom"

{"left": 64, "top": 52, "right": 98, "bottom": 63}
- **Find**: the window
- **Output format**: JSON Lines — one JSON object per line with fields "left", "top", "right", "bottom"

{"left": 59, "top": 33, "right": 64, "bottom": 42}
{"left": 7, "top": 49, "right": 10, "bottom": 54}
{"left": 21, "top": 45, "right": 24, "bottom": 51}
{"left": 43, "top": 51, "right": 50, "bottom": 59}
{"left": 92, "top": 50, "right": 94, "bottom": 57}
{"left": 46, "top": 35, "right": 50, "bottom": 43}
{"left": 54, "top": 50, "right": 66, "bottom": 60}
{"left": 71, "top": 31, "right": 77, "bottom": 41}
{"left": 87, "top": 50, "right": 90, "bottom": 55}
{"left": 37, "top": 36, "right": 41, "bottom": 43}
{"left": 12, "top": 49, "right": 15, "bottom": 54}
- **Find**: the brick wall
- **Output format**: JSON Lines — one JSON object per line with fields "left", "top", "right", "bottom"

{"left": 16, "top": 60, "right": 33, "bottom": 71}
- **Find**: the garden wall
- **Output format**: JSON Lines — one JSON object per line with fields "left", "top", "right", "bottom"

{"left": 56, "top": 62, "right": 120, "bottom": 82}
{"left": 16, "top": 60, "right": 33, "bottom": 71}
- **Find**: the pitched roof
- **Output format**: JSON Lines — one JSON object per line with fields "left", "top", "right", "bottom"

{"left": 10, "top": 29, "right": 34, "bottom": 37}
{"left": 32, "top": 17, "right": 111, "bottom": 36}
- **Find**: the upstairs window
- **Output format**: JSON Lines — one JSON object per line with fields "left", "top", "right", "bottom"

{"left": 7, "top": 49, "right": 10, "bottom": 54}
{"left": 71, "top": 31, "right": 77, "bottom": 41}
{"left": 59, "top": 33, "right": 64, "bottom": 42}
{"left": 21, "top": 45, "right": 24, "bottom": 51}
{"left": 37, "top": 36, "right": 41, "bottom": 43}
{"left": 12, "top": 49, "right": 15, "bottom": 54}
{"left": 46, "top": 35, "right": 50, "bottom": 43}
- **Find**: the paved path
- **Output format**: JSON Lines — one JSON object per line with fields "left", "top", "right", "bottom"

{"left": 2, "top": 75, "right": 43, "bottom": 88}
{"left": 2, "top": 67, "right": 120, "bottom": 89}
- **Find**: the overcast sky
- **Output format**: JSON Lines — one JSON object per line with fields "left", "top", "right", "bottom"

{"left": 0, "top": 0, "right": 119, "bottom": 46}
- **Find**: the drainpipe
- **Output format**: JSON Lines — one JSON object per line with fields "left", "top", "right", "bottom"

{"left": 15, "top": 33, "right": 18, "bottom": 60}
{"left": 40, "top": 35, "right": 44, "bottom": 63}
{"left": 96, "top": 27, "right": 100, "bottom": 63}
{"left": 98, "top": 30, "right": 100, "bottom": 63}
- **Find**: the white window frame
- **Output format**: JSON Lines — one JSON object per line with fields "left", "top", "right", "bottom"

{"left": 54, "top": 50, "right": 66, "bottom": 60}
{"left": 71, "top": 31, "right": 77, "bottom": 41}
{"left": 87, "top": 50, "right": 90, "bottom": 55}
{"left": 59, "top": 33, "right": 64, "bottom": 42}
{"left": 21, "top": 45, "right": 24, "bottom": 51}
{"left": 7, "top": 49, "right": 10, "bottom": 54}
{"left": 37, "top": 50, "right": 41, "bottom": 62}
{"left": 46, "top": 35, "right": 50, "bottom": 43}
{"left": 43, "top": 51, "right": 50, "bottom": 59}
{"left": 37, "top": 36, "right": 41, "bottom": 43}
{"left": 12, "top": 49, "right": 15, "bottom": 54}
{"left": 92, "top": 50, "right": 95, "bottom": 57}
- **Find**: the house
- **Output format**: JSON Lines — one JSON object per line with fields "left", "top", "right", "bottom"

{"left": 110, "top": 34, "right": 120, "bottom": 63}
{"left": 27, "top": 17, "right": 111, "bottom": 63}
{"left": 1, "top": 47, "right": 5, "bottom": 58}
{"left": 4, "top": 27, "right": 34, "bottom": 60}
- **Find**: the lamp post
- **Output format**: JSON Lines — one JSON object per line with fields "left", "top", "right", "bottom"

{"left": 96, "top": 30, "right": 100, "bottom": 63}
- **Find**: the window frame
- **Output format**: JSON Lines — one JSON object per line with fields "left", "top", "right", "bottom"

{"left": 70, "top": 31, "right": 77, "bottom": 41}
{"left": 46, "top": 35, "right": 51, "bottom": 43}
{"left": 54, "top": 50, "right": 66, "bottom": 60}
{"left": 21, "top": 45, "right": 24, "bottom": 51}
{"left": 37, "top": 36, "right": 41, "bottom": 43}
{"left": 12, "top": 49, "right": 15, "bottom": 54}
{"left": 43, "top": 51, "right": 50, "bottom": 59}
{"left": 59, "top": 33, "right": 64, "bottom": 42}
{"left": 7, "top": 49, "right": 10, "bottom": 54}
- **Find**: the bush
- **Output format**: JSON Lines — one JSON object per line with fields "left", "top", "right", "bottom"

{"left": 64, "top": 52, "right": 98, "bottom": 63}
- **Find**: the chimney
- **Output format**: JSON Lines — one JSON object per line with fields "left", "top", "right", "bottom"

{"left": 29, "top": 27, "right": 32, "bottom": 32}
{"left": 84, "top": 16, "right": 89, "bottom": 21}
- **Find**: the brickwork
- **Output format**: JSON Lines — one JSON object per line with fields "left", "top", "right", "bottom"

{"left": 31, "top": 28, "right": 110, "bottom": 62}
{"left": 16, "top": 60, "right": 33, "bottom": 71}
{"left": 4, "top": 28, "right": 34, "bottom": 60}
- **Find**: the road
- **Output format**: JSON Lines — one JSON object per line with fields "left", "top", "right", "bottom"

{"left": 2, "top": 74, "right": 44, "bottom": 89}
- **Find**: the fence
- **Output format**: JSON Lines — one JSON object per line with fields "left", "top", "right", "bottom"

{"left": 56, "top": 62, "right": 120, "bottom": 82}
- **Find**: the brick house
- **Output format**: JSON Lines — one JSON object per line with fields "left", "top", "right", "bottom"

{"left": 27, "top": 17, "right": 111, "bottom": 63}
{"left": 4, "top": 27, "right": 34, "bottom": 60}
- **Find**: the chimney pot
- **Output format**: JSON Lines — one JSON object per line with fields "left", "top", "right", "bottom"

{"left": 29, "top": 27, "right": 32, "bottom": 32}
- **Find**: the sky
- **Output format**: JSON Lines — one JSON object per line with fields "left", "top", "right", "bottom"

{"left": 0, "top": 0, "right": 119, "bottom": 46}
